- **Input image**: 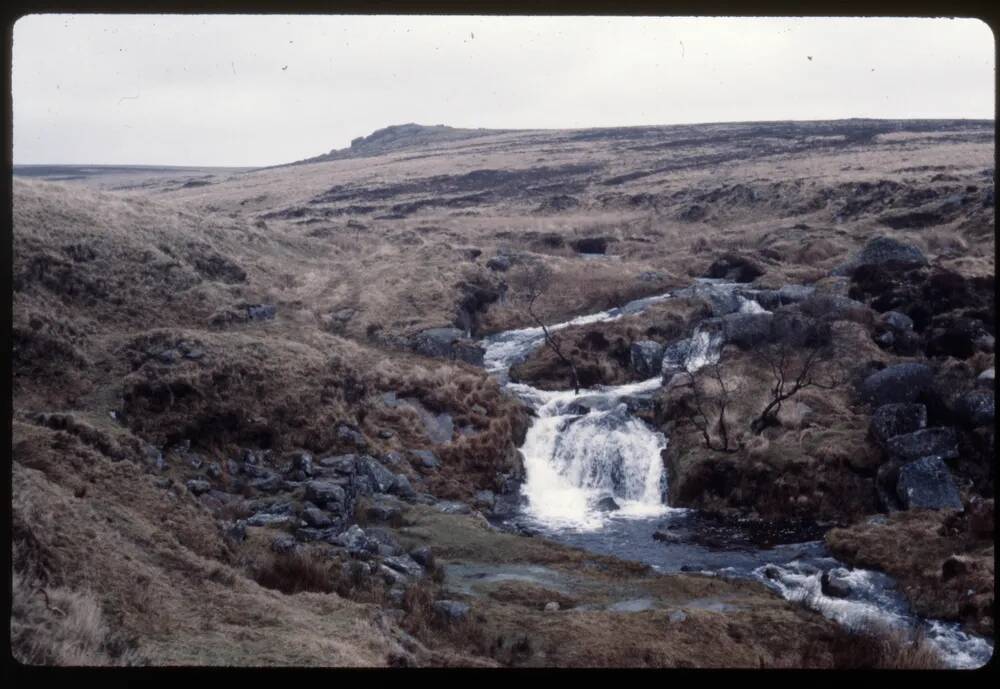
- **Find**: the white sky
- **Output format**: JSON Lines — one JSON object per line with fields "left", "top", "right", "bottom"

{"left": 11, "top": 14, "right": 996, "bottom": 167}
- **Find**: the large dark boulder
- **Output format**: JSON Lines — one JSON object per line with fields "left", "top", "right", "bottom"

{"left": 717, "top": 312, "right": 774, "bottom": 349}
{"left": 832, "top": 236, "right": 928, "bottom": 277}
{"left": 869, "top": 403, "right": 927, "bottom": 446}
{"left": 798, "top": 294, "right": 873, "bottom": 325}
{"left": 411, "top": 327, "right": 485, "bottom": 365}
{"left": 705, "top": 253, "right": 765, "bottom": 283}
{"left": 630, "top": 340, "right": 664, "bottom": 378}
{"left": 895, "top": 455, "right": 963, "bottom": 510}
{"left": 680, "top": 282, "right": 745, "bottom": 316}
{"left": 859, "top": 363, "right": 934, "bottom": 406}
{"left": 885, "top": 427, "right": 959, "bottom": 463}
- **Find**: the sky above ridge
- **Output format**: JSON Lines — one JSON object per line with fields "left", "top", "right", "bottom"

{"left": 12, "top": 14, "right": 996, "bottom": 167}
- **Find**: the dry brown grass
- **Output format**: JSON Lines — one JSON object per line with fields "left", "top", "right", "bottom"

{"left": 252, "top": 552, "right": 337, "bottom": 595}
{"left": 802, "top": 620, "right": 945, "bottom": 669}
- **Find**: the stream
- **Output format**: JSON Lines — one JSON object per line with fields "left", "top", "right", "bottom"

{"left": 479, "top": 281, "right": 992, "bottom": 669}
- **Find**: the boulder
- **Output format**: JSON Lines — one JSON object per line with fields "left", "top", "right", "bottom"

{"left": 859, "top": 363, "right": 934, "bottom": 406}
{"left": 660, "top": 338, "right": 692, "bottom": 375}
{"left": 389, "top": 473, "right": 416, "bottom": 499}
{"left": 869, "top": 403, "right": 928, "bottom": 446}
{"left": 287, "top": 451, "right": 314, "bottom": 478}
{"left": 305, "top": 480, "right": 347, "bottom": 507}
{"left": 337, "top": 424, "right": 367, "bottom": 449}
{"left": 832, "top": 237, "right": 928, "bottom": 276}
{"left": 717, "top": 312, "right": 774, "bottom": 350}
{"left": 409, "top": 546, "right": 435, "bottom": 569}
{"left": 952, "top": 390, "right": 995, "bottom": 428}
{"left": 882, "top": 311, "right": 914, "bottom": 332}
{"left": 820, "top": 569, "right": 854, "bottom": 598}
{"left": 895, "top": 456, "right": 963, "bottom": 510}
{"left": 886, "top": 427, "right": 959, "bottom": 463}
{"left": 360, "top": 456, "right": 397, "bottom": 494}
{"left": 302, "top": 507, "right": 333, "bottom": 528}
{"left": 976, "top": 368, "right": 994, "bottom": 388}
{"left": 705, "top": 253, "right": 765, "bottom": 283}
{"left": 798, "top": 294, "right": 873, "bottom": 325}
{"left": 596, "top": 496, "right": 620, "bottom": 512}
{"left": 411, "top": 327, "right": 484, "bottom": 365}
{"left": 630, "top": 340, "right": 665, "bottom": 378}
{"left": 679, "top": 282, "right": 744, "bottom": 316}
{"left": 382, "top": 555, "right": 425, "bottom": 579}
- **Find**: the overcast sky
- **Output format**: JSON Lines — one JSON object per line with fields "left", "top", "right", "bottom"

{"left": 12, "top": 14, "right": 996, "bottom": 167}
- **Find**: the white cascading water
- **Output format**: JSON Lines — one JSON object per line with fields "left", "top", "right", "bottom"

{"left": 480, "top": 284, "right": 992, "bottom": 668}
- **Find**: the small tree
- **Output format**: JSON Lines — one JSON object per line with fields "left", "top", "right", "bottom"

{"left": 510, "top": 262, "right": 582, "bottom": 394}
{"left": 750, "top": 326, "right": 843, "bottom": 434}
{"left": 680, "top": 362, "right": 739, "bottom": 453}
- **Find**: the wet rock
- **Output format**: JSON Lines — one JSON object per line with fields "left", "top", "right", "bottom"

{"left": 869, "top": 403, "right": 928, "bottom": 446}
{"left": 886, "top": 427, "right": 959, "bottom": 463}
{"left": 660, "top": 338, "right": 692, "bottom": 376}
{"left": 596, "top": 496, "right": 620, "bottom": 512}
{"left": 820, "top": 569, "right": 854, "bottom": 598}
{"left": 896, "top": 455, "right": 963, "bottom": 510}
{"left": 271, "top": 534, "right": 299, "bottom": 554}
{"left": 859, "top": 363, "right": 934, "bottom": 407}
{"left": 652, "top": 529, "right": 680, "bottom": 543}
{"left": 951, "top": 389, "right": 995, "bottom": 428}
{"left": 473, "top": 490, "right": 496, "bottom": 511}
{"left": 705, "top": 253, "right": 765, "bottom": 283}
{"left": 630, "top": 340, "right": 665, "bottom": 378}
{"left": 832, "top": 236, "right": 928, "bottom": 277}
{"left": 433, "top": 600, "right": 470, "bottom": 623}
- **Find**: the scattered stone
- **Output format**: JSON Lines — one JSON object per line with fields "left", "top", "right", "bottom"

{"left": 305, "top": 480, "right": 347, "bottom": 507}
{"left": 383, "top": 555, "right": 424, "bottom": 579}
{"left": 246, "top": 512, "right": 297, "bottom": 528}
{"left": 366, "top": 500, "right": 402, "bottom": 524}
{"left": 652, "top": 529, "right": 680, "bottom": 543}
{"left": 859, "top": 363, "right": 934, "bottom": 407}
{"left": 433, "top": 600, "right": 470, "bottom": 623}
{"left": 288, "top": 451, "right": 314, "bottom": 477}
{"left": 869, "top": 403, "right": 928, "bottom": 446}
{"left": 250, "top": 473, "right": 283, "bottom": 493}
{"left": 389, "top": 474, "right": 416, "bottom": 499}
{"left": 886, "top": 427, "right": 959, "bottom": 463}
{"left": 318, "top": 454, "right": 358, "bottom": 474}
{"left": 544, "top": 601, "right": 560, "bottom": 612}
{"left": 378, "top": 429, "right": 395, "bottom": 440}
{"left": 361, "top": 456, "right": 397, "bottom": 493}
{"left": 222, "top": 520, "right": 246, "bottom": 543}
{"left": 668, "top": 610, "right": 688, "bottom": 623}
{"left": 186, "top": 479, "right": 212, "bottom": 496}
{"left": 205, "top": 462, "right": 222, "bottom": 479}
{"left": 302, "top": 507, "right": 333, "bottom": 528}
{"left": 896, "top": 456, "right": 963, "bottom": 510}
{"left": 436, "top": 501, "right": 471, "bottom": 515}
{"left": 409, "top": 546, "right": 435, "bottom": 569}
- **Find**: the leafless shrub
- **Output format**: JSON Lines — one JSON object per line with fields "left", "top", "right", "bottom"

{"left": 680, "top": 363, "right": 739, "bottom": 452}
{"left": 509, "top": 261, "right": 582, "bottom": 393}
{"left": 253, "top": 551, "right": 335, "bottom": 595}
